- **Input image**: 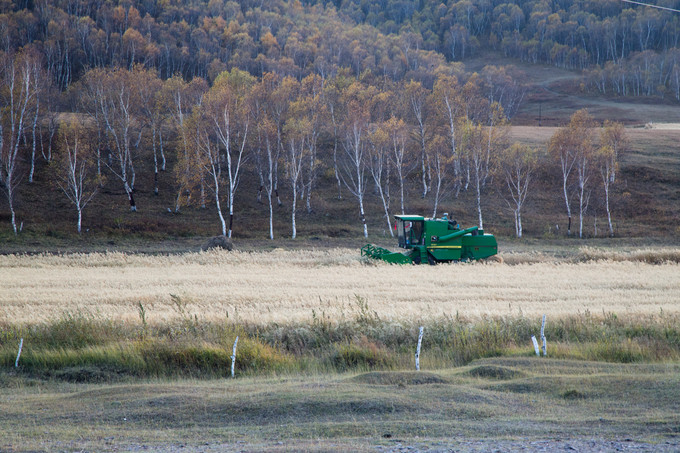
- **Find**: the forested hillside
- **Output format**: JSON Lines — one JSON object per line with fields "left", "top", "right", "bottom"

{"left": 0, "top": 0, "right": 678, "bottom": 244}
{"left": 5, "top": 0, "right": 680, "bottom": 97}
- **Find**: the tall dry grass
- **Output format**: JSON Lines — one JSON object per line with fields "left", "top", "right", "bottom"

{"left": 0, "top": 248, "right": 678, "bottom": 326}
{"left": 2, "top": 302, "right": 679, "bottom": 379}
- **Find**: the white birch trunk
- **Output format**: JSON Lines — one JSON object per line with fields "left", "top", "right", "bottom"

{"left": 159, "top": 126, "right": 166, "bottom": 171}
{"left": 399, "top": 174, "right": 405, "bottom": 214}
{"left": 268, "top": 196, "right": 274, "bottom": 240}
{"left": 228, "top": 197, "right": 234, "bottom": 239}
{"left": 563, "top": 174, "right": 572, "bottom": 235}
{"left": 332, "top": 115, "right": 342, "bottom": 199}
{"left": 605, "top": 183, "right": 613, "bottom": 237}
{"left": 517, "top": 208, "right": 522, "bottom": 238}
{"left": 291, "top": 186, "right": 297, "bottom": 239}
{"left": 579, "top": 184, "right": 584, "bottom": 238}
{"left": 420, "top": 146, "right": 427, "bottom": 198}
{"left": 152, "top": 124, "right": 159, "bottom": 195}
{"left": 602, "top": 163, "right": 614, "bottom": 237}
{"left": 359, "top": 195, "right": 367, "bottom": 238}
{"left": 213, "top": 170, "right": 226, "bottom": 237}
{"left": 376, "top": 185, "right": 392, "bottom": 236}
{"left": 476, "top": 166, "right": 483, "bottom": 229}
{"left": 9, "top": 195, "right": 17, "bottom": 235}
{"left": 267, "top": 141, "right": 275, "bottom": 240}
{"left": 29, "top": 101, "right": 38, "bottom": 183}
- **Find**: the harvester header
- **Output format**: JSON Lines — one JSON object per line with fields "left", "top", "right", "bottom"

{"left": 361, "top": 214, "right": 498, "bottom": 264}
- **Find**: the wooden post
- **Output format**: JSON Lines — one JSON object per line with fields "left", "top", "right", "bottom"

{"left": 415, "top": 327, "right": 424, "bottom": 371}
{"left": 542, "top": 336, "right": 547, "bottom": 357}
{"left": 531, "top": 335, "right": 540, "bottom": 356}
{"left": 231, "top": 336, "right": 239, "bottom": 378}
{"left": 15, "top": 338, "right": 23, "bottom": 367}
{"left": 541, "top": 314, "right": 547, "bottom": 357}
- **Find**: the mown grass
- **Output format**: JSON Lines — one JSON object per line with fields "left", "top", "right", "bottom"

{"left": 1, "top": 357, "right": 679, "bottom": 452}
{"left": 2, "top": 300, "right": 679, "bottom": 382}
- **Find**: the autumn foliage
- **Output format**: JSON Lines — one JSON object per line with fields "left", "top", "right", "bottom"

{"left": 0, "top": 1, "right": 645, "bottom": 239}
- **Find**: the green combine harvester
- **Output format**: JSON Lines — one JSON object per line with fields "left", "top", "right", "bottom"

{"left": 361, "top": 214, "right": 498, "bottom": 264}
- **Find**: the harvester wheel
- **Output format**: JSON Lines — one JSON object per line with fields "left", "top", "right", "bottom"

{"left": 427, "top": 254, "right": 437, "bottom": 266}
{"left": 412, "top": 255, "right": 421, "bottom": 265}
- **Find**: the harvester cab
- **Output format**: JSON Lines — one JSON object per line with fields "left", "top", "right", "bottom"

{"left": 397, "top": 217, "right": 424, "bottom": 248}
{"left": 361, "top": 214, "right": 498, "bottom": 264}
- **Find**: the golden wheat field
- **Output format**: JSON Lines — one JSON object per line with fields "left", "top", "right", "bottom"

{"left": 1, "top": 248, "right": 679, "bottom": 325}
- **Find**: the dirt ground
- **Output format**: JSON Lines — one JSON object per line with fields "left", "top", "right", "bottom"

{"left": 114, "top": 438, "right": 680, "bottom": 452}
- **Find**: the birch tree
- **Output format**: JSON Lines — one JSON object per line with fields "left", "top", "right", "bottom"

{"left": 26, "top": 48, "right": 47, "bottom": 184}
{"left": 367, "top": 124, "right": 393, "bottom": 235}
{"left": 135, "top": 67, "right": 163, "bottom": 195}
{"left": 549, "top": 109, "right": 596, "bottom": 237}
{"left": 548, "top": 126, "right": 576, "bottom": 235}
{"left": 251, "top": 73, "right": 279, "bottom": 239}
{"left": 322, "top": 76, "right": 348, "bottom": 199}
{"left": 385, "top": 116, "right": 411, "bottom": 214}
{"left": 461, "top": 102, "right": 507, "bottom": 230}
{"left": 575, "top": 134, "right": 595, "bottom": 239}
{"left": 461, "top": 121, "right": 487, "bottom": 228}
{"left": 0, "top": 50, "right": 38, "bottom": 234}
{"left": 280, "top": 77, "right": 306, "bottom": 239}
{"left": 498, "top": 143, "right": 537, "bottom": 238}
{"left": 81, "top": 67, "right": 140, "bottom": 211}
{"left": 283, "top": 115, "right": 307, "bottom": 239}
{"left": 428, "top": 133, "right": 451, "bottom": 219}
{"left": 299, "top": 74, "right": 325, "bottom": 214}
{"left": 164, "top": 75, "right": 208, "bottom": 211}
{"left": 185, "top": 111, "right": 228, "bottom": 236}
{"left": 202, "top": 69, "right": 254, "bottom": 238}
{"left": 270, "top": 76, "right": 299, "bottom": 208}
{"left": 598, "top": 121, "right": 626, "bottom": 237}
{"left": 405, "top": 80, "right": 430, "bottom": 198}
{"left": 432, "top": 74, "right": 464, "bottom": 196}
{"left": 339, "top": 81, "right": 374, "bottom": 238}
{"left": 573, "top": 111, "right": 597, "bottom": 239}
{"left": 54, "top": 122, "right": 100, "bottom": 233}
{"left": 78, "top": 68, "right": 106, "bottom": 181}
{"left": 601, "top": 120, "right": 627, "bottom": 183}
{"left": 596, "top": 145, "right": 616, "bottom": 237}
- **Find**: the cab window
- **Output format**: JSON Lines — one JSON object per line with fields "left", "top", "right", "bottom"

{"left": 397, "top": 219, "right": 423, "bottom": 246}
{"left": 410, "top": 221, "right": 423, "bottom": 245}
{"left": 397, "top": 219, "right": 406, "bottom": 247}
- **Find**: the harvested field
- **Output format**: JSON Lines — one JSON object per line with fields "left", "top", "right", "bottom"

{"left": 1, "top": 249, "right": 679, "bottom": 325}
{"left": 1, "top": 358, "right": 679, "bottom": 452}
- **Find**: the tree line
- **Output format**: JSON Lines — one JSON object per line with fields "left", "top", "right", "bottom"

{"left": 1, "top": 50, "right": 626, "bottom": 239}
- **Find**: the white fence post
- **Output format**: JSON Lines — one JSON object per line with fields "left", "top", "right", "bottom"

{"left": 540, "top": 314, "right": 547, "bottom": 357}
{"left": 531, "top": 335, "right": 540, "bottom": 356}
{"left": 231, "top": 336, "right": 239, "bottom": 378}
{"left": 15, "top": 338, "right": 23, "bottom": 368}
{"left": 415, "top": 326, "right": 424, "bottom": 371}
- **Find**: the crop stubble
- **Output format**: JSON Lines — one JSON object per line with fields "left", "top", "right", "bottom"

{"left": 0, "top": 249, "right": 678, "bottom": 325}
